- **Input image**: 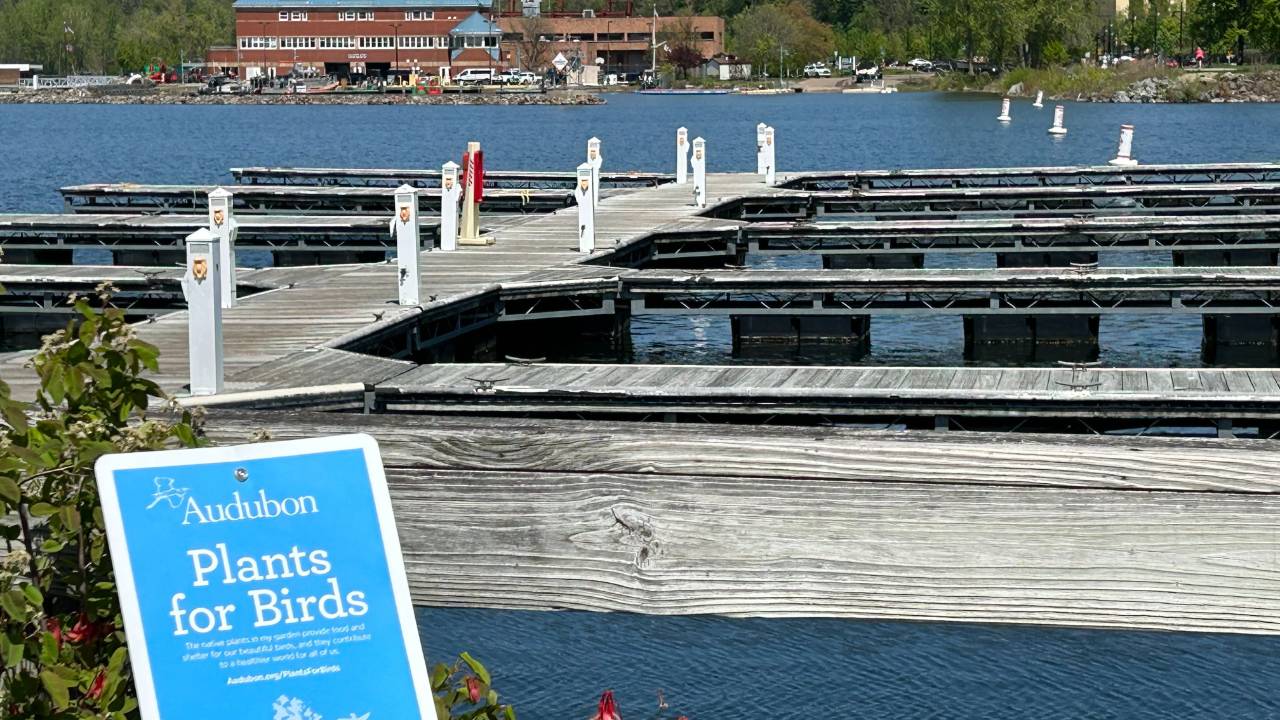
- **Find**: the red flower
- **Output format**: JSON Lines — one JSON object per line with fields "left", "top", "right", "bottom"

{"left": 45, "top": 617, "right": 63, "bottom": 650}
{"left": 465, "top": 676, "right": 482, "bottom": 704}
{"left": 65, "top": 614, "right": 110, "bottom": 645}
{"left": 591, "top": 690, "right": 621, "bottom": 720}
{"left": 87, "top": 671, "right": 106, "bottom": 700}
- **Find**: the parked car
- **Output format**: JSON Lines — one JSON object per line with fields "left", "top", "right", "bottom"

{"left": 803, "top": 62, "right": 832, "bottom": 78}
{"left": 855, "top": 64, "right": 880, "bottom": 79}
{"left": 453, "top": 68, "right": 496, "bottom": 85}
{"left": 908, "top": 58, "right": 933, "bottom": 71}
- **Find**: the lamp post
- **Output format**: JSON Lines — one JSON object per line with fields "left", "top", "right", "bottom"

{"left": 258, "top": 20, "right": 269, "bottom": 81}
{"left": 391, "top": 22, "right": 402, "bottom": 82}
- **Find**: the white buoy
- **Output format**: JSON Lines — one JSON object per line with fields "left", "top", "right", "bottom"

{"left": 390, "top": 184, "right": 421, "bottom": 306}
{"left": 1033, "top": 90, "right": 1044, "bottom": 108}
{"left": 676, "top": 127, "right": 689, "bottom": 184}
{"left": 206, "top": 187, "right": 237, "bottom": 309}
{"left": 575, "top": 162, "right": 595, "bottom": 253}
{"left": 764, "top": 126, "right": 776, "bottom": 187}
{"left": 440, "top": 161, "right": 461, "bottom": 252}
{"left": 181, "top": 228, "right": 223, "bottom": 396}
{"left": 755, "top": 123, "right": 767, "bottom": 175}
{"left": 1048, "top": 105, "right": 1068, "bottom": 135}
{"left": 1108, "top": 124, "right": 1138, "bottom": 166}
{"left": 587, "top": 136, "right": 602, "bottom": 208}
{"left": 997, "top": 97, "right": 1012, "bottom": 123}
{"left": 691, "top": 137, "right": 707, "bottom": 208}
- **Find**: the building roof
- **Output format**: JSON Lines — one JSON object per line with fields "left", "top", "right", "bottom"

{"left": 233, "top": 0, "right": 485, "bottom": 7}
{"left": 449, "top": 11, "right": 499, "bottom": 35}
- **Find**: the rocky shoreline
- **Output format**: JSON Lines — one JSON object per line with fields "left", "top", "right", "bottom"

{"left": 0, "top": 87, "right": 605, "bottom": 106}
{"left": 1082, "top": 71, "right": 1280, "bottom": 103}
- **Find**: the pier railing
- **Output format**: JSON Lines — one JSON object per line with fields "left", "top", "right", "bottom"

{"left": 19, "top": 75, "right": 123, "bottom": 89}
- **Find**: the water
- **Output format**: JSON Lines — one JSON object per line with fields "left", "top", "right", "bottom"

{"left": 4, "top": 95, "right": 1280, "bottom": 716}
{"left": 418, "top": 608, "right": 1280, "bottom": 719}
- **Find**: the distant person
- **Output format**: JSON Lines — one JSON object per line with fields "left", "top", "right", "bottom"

{"left": 1195, "top": 46, "right": 1205, "bottom": 68}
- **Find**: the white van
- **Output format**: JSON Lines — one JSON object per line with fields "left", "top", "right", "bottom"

{"left": 453, "top": 69, "right": 496, "bottom": 85}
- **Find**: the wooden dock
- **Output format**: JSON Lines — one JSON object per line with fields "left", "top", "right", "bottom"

{"left": 784, "top": 162, "right": 1280, "bottom": 190}
{"left": 0, "top": 173, "right": 770, "bottom": 400}
{"left": 199, "top": 411, "right": 1280, "bottom": 635}
{"left": 7, "top": 168, "right": 1280, "bottom": 635}
{"left": 60, "top": 183, "right": 578, "bottom": 215}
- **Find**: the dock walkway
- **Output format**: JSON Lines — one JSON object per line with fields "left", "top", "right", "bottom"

{"left": 1, "top": 174, "right": 771, "bottom": 400}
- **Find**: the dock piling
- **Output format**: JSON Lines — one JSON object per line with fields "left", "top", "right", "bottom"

{"left": 1049, "top": 105, "right": 1068, "bottom": 135}
{"left": 392, "top": 184, "right": 421, "bottom": 306}
{"left": 997, "top": 97, "right": 1012, "bottom": 123}
{"left": 1033, "top": 90, "right": 1044, "bottom": 108}
{"left": 440, "top": 161, "right": 461, "bottom": 252}
{"left": 764, "top": 126, "right": 776, "bottom": 187}
{"left": 587, "top": 137, "right": 602, "bottom": 208}
{"left": 575, "top": 162, "right": 596, "bottom": 253}
{"left": 181, "top": 228, "right": 223, "bottom": 396}
{"left": 1109, "top": 124, "right": 1138, "bottom": 166}
{"left": 692, "top": 137, "right": 707, "bottom": 208}
{"left": 676, "top": 127, "right": 689, "bottom": 184}
{"left": 207, "top": 187, "right": 237, "bottom": 309}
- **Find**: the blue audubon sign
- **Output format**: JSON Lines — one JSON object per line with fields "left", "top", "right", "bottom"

{"left": 94, "top": 434, "right": 436, "bottom": 720}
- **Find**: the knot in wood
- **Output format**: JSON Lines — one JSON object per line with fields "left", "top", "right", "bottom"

{"left": 612, "top": 506, "right": 661, "bottom": 569}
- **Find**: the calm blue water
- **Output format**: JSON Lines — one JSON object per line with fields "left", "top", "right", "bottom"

{"left": 3, "top": 95, "right": 1280, "bottom": 716}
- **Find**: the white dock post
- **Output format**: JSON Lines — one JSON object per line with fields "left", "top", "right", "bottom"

{"left": 755, "top": 122, "right": 767, "bottom": 175}
{"left": 1033, "top": 90, "right": 1044, "bottom": 108}
{"left": 575, "top": 162, "right": 596, "bottom": 253}
{"left": 207, "top": 187, "right": 237, "bottom": 309}
{"left": 440, "top": 161, "right": 461, "bottom": 252}
{"left": 764, "top": 126, "right": 776, "bottom": 186}
{"left": 676, "top": 127, "right": 689, "bottom": 184}
{"left": 390, "top": 184, "right": 421, "bottom": 306}
{"left": 692, "top": 137, "right": 707, "bottom": 208}
{"left": 587, "top": 136, "right": 602, "bottom": 208}
{"left": 1048, "top": 105, "right": 1068, "bottom": 135}
{"left": 997, "top": 97, "right": 1011, "bottom": 123}
{"left": 1109, "top": 124, "right": 1138, "bottom": 166}
{"left": 182, "top": 229, "right": 223, "bottom": 396}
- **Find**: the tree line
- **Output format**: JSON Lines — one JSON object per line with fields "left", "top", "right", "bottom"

{"left": 0, "top": 0, "right": 1274, "bottom": 77}
{"left": 0, "top": 0, "right": 232, "bottom": 74}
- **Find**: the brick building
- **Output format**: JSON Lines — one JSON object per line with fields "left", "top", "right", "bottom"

{"left": 207, "top": 0, "right": 724, "bottom": 82}
{"left": 207, "top": 0, "right": 504, "bottom": 80}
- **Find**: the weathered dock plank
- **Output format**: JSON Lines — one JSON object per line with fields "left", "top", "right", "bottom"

{"left": 198, "top": 412, "right": 1280, "bottom": 634}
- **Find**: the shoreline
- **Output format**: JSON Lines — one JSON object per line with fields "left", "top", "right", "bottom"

{"left": 0, "top": 87, "right": 605, "bottom": 106}
{"left": 905, "top": 68, "right": 1280, "bottom": 103}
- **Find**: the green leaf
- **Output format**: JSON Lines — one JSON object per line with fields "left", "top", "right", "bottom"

{"left": 40, "top": 668, "right": 71, "bottom": 709}
{"left": 0, "top": 590, "right": 29, "bottom": 621}
{"left": 431, "top": 662, "right": 450, "bottom": 690}
{"left": 2, "top": 635, "right": 23, "bottom": 668}
{"left": 459, "top": 652, "right": 491, "bottom": 686}
{"left": 504, "top": 705, "right": 516, "bottom": 720}
{"left": 21, "top": 583, "right": 42, "bottom": 607}
{"left": 1, "top": 402, "right": 28, "bottom": 434}
{"left": 40, "top": 630, "right": 60, "bottom": 664}
{"left": 28, "top": 502, "right": 58, "bottom": 517}
{"left": 59, "top": 505, "right": 81, "bottom": 533}
{"left": 0, "top": 475, "right": 20, "bottom": 506}
{"left": 487, "top": 690, "right": 498, "bottom": 706}
{"left": 174, "top": 423, "right": 197, "bottom": 448}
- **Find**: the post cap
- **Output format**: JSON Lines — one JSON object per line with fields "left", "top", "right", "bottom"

{"left": 442, "top": 160, "right": 460, "bottom": 170}
{"left": 757, "top": 122, "right": 767, "bottom": 129}
{"left": 394, "top": 183, "right": 418, "bottom": 195}
{"left": 184, "top": 228, "right": 220, "bottom": 246}
{"left": 693, "top": 137, "right": 705, "bottom": 145}
{"left": 577, "top": 161, "right": 593, "bottom": 172}
{"left": 588, "top": 136, "right": 601, "bottom": 144}
{"left": 207, "top": 187, "right": 233, "bottom": 199}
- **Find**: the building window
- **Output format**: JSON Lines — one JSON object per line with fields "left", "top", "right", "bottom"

{"left": 700, "top": 31, "right": 715, "bottom": 40}
{"left": 280, "top": 36, "right": 316, "bottom": 49}
{"left": 400, "top": 36, "right": 447, "bottom": 49}
{"left": 317, "top": 36, "right": 356, "bottom": 49}
{"left": 337, "top": 11, "right": 375, "bottom": 21}
{"left": 626, "top": 33, "right": 649, "bottom": 41}
{"left": 360, "top": 36, "right": 395, "bottom": 49}
{"left": 278, "top": 11, "right": 308, "bottom": 21}
{"left": 239, "top": 36, "right": 279, "bottom": 50}
{"left": 405, "top": 11, "right": 434, "bottom": 20}
{"left": 458, "top": 35, "right": 497, "bottom": 48}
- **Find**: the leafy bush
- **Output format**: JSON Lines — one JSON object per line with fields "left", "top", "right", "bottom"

{"left": 0, "top": 287, "right": 513, "bottom": 720}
